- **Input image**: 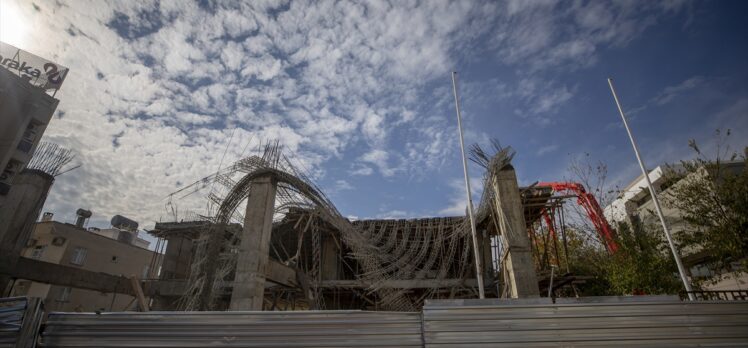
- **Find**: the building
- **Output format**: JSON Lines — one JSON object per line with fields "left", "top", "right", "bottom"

{"left": 87, "top": 227, "right": 151, "bottom": 250}
{"left": 0, "top": 41, "right": 67, "bottom": 206}
{"left": 605, "top": 162, "right": 747, "bottom": 291}
{"left": 9, "top": 218, "right": 156, "bottom": 312}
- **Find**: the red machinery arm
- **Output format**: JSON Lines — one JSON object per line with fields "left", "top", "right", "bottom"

{"left": 536, "top": 182, "right": 619, "bottom": 253}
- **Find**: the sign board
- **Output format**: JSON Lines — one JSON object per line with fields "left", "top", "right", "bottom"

{"left": 0, "top": 41, "right": 68, "bottom": 91}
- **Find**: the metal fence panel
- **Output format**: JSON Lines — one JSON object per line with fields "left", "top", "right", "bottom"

{"left": 40, "top": 310, "right": 423, "bottom": 347}
{"left": 0, "top": 297, "right": 43, "bottom": 348}
{"left": 422, "top": 297, "right": 748, "bottom": 347}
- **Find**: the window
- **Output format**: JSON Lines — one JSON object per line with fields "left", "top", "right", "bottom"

{"left": 70, "top": 247, "right": 87, "bottom": 265}
{"left": 57, "top": 287, "right": 72, "bottom": 302}
{"left": 30, "top": 246, "right": 45, "bottom": 259}
{"left": 142, "top": 265, "right": 150, "bottom": 279}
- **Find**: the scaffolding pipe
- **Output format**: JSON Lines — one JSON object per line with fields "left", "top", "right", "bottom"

{"left": 451, "top": 71, "right": 485, "bottom": 299}
{"left": 607, "top": 78, "right": 695, "bottom": 301}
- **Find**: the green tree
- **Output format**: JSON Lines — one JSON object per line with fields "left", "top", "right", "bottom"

{"left": 562, "top": 154, "right": 684, "bottom": 296}
{"left": 662, "top": 131, "right": 748, "bottom": 280}
{"left": 602, "top": 221, "right": 682, "bottom": 295}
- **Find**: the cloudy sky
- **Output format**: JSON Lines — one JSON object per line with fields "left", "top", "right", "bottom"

{"left": 1, "top": 0, "right": 746, "bottom": 232}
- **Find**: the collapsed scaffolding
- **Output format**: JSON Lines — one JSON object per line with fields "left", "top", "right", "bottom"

{"left": 151, "top": 141, "right": 604, "bottom": 311}
{"left": 161, "top": 142, "right": 482, "bottom": 312}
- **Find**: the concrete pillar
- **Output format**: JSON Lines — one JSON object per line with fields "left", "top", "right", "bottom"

{"left": 480, "top": 230, "right": 494, "bottom": 279}
{"left": 491, "top": 166, "right": 540, "bottom": 298}
{"left": 161, "top": 236, "right": 193, "bottom": 280}
{"left": 229, "top": 175, "right": 277, "bottom": 310}
{"left": 0, "top": 169, "right": 54, "bottom": 295}
{"left": 321, "top": 235, "right": 339, "bottom": 281}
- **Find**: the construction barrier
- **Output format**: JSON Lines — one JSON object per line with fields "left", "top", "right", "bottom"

{"left": 1, "top": 296, "right": 745, "bottom": 347}
{"left": 0, "top": 297, "right": 43, "bottom": 348}
{"left": 422, "top": 296, "right": 748, "bottom": 347}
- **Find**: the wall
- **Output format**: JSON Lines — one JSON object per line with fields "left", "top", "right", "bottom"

{"left": 12, "top": 221, "right": 157, "bottom": 312}
{"left": 0, "top": 68, "right": 58, "bottom": 202}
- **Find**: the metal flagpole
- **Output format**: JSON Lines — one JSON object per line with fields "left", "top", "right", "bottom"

{"left": 607, "top": 78, "right": 695, "bottom": 300}
{"left": 451, "top": 71, "right": 486, "bottom": 299}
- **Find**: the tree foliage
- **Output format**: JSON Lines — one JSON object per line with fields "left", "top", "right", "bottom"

{"left": 535, "top": 133, "right": 747, "bottom": 296}
{"left": 662, "top": 130, "right": 748, "bottom": 278}
{"left": 602, "top": 221, "right": 682, "bottom": 295}
{"left": 558, "top": 154, "right": 683, "bottom": 296}
{"left": 550, "top": 221, "right": 682, "bottom": 296}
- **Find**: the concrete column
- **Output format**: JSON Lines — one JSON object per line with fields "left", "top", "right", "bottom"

{"left": 321, "top": 234, "right": 339, "bottom": 281}
{"left": 480, "top": 230, "right": 494, "bottom": 279}
{"left": 161, "top": 236, "right": 193, "bottom": 280}
{"left": 0, "top": 169, "right": 54, "bottom": 295}
{"left": 491, "top": 166, "right": 539, "bottom": 298}
{"left": 229, "top": 175, "right": 277, "bottom": 310}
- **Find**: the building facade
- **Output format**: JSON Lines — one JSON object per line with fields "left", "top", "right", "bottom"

{"left": 0, "top": 40, "right": 68, "bottom": 206}
{"left": 605, "top": 163, "right": 747, "bottom": 291}
{"left": 0, "top": 68, "right": 58, "bottom": 203}
{"left": 10, "top": 220, "right": 156, "bottom": 312}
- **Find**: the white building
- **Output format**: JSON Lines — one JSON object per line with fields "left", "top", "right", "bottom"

{"left": 605, "top": 163, "right": 747, "bottom": 291}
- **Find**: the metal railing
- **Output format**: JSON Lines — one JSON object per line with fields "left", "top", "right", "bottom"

{"left": 681, "top": 290, "right": 748, "bottom": 301}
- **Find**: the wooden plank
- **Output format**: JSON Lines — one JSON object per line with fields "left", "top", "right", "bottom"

{"left": 129, "top": 275, "right": 149, "bottom": 312}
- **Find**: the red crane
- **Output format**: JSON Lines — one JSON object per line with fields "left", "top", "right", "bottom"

{"left": 536, "top": 182, "right": 619, "bottom": 253}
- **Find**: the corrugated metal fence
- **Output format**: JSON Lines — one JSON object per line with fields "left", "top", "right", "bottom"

{"left": 423, "top": 297, "right": 748, "bottom": 347}
{"left": 18, "top": 296, "right": 748, "bottom": 347}
{"left": 0, "top": 297, "right": 43, "bottom": 348}
{"left": 40, "top": 310, "right": 423, "bottom": 347}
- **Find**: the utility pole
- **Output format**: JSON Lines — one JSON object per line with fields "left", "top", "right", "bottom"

{"left": 451, "top": 71, "right": 485, "bottom": 299}
{"left": 607, "top": 78, "right": 695, "bottom": 300}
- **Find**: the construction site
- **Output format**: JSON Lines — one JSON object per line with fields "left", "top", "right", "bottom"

{"left": 3, "top": 131, "right": 748, "bottom": 346}
{"left": 2, "top": 4, "right": 748, "bottom": 346}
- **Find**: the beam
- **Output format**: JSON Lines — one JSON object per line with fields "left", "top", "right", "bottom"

{"left": 0, "top": 257, "right": 298, "bottom": 298}
{"left": 0, "top": 257, "right": 133, "bottom": 295}
{"left": 129, "top": 275, "right": 149, "bottom": 312}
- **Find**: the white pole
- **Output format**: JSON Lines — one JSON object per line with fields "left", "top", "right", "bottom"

{"left": 607, "top": 78, "right": 695, "bottom": 300}
{"left": 452, "top": 71, "right": 486, "bottom": 299}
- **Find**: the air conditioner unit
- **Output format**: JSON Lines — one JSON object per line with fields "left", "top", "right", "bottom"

{"left": 52, "top": 236, "right": 67, "bottom": 246}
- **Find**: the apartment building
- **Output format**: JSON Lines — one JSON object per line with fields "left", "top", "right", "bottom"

{"left": 9, "top": 218, "right": 156, "bottom": 312}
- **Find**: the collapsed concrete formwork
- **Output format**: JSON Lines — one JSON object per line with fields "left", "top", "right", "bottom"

{"left": 148, "top": 143, "right": 542, "bottom": 311}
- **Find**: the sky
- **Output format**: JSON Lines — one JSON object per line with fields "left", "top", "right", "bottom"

{"left": 1, "top": 0, "right": 746, "bottom": 235}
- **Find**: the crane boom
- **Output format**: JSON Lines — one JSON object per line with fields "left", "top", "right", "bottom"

{"left": 537, "top": 182, "right": 619, "bottom": 253}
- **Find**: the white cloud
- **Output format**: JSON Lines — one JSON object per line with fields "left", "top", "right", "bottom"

{"left": 536, "top": 144, "right": 559, "bottom": 156}
{"left": 334, "top": 179, "right": 354, "bottom": 191}
{"left": 438, "top": 176, "right": 484, "bottom": 216}
{"left": 349, "top": 164, "right": 374, "bottom": 176}
{"left": 7, "top": 0, "right": 687, "bottom": 229}
{"left": 653, "top": 76, "right": 704, "bottom": 105}
{"left": 491, "top": 1, "right": 686, "bottom": 71}
{"left": 360, "top": 149, "right": 400, "bottom": 177}
{"left": 376, "top": 210, "right": 409, "bottom": 219}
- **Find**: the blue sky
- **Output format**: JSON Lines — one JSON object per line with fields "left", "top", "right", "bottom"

{"left": 1, "top": 0, "right": 746, "bottom": 231}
